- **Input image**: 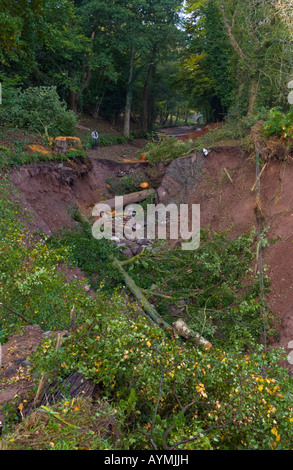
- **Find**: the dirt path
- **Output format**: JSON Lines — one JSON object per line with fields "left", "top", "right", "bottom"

{"left": 87, "top": 138, "right": 147, "bottom": 162}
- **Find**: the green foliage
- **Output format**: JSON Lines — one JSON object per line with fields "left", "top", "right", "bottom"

{"left": 125, "top": 229, "right": 271, "bottom": 349}
{"left": 98, "top": 133, "right": 134, "bottom": 147}
{"left": 184, "top": 0, "right": 293, "bottom": 118}
{"left": 47, "top": 221, "right": 120, "bottom": 291}
{"left": 81, "top": 132, "right": 134, "bottom": 150}
{"left": 191, "top": 116, "right": 258, "bottom": 151}
{"left": 2, "top": 397, "right": 121, "bottom": 450}
{"left": 30, "top": 292, "right": 293, "bottom": 450}
{"left": 179, "top": 0, "right": 234, "bottom": 120}
{"left": 106, "top": 170, "right": 146, "bottom": 196}
{"left": 0, "top": 178, "right": 102, "bottom": 334}
{"left": 204, "top": 1, "right": 235, "bottom": 109}
{"left": 263, "top": 107, "right": 293, "bottom": 143}
{"left": 0, "top": 86, "right": 77, "bottom": 137}
{"left": 141, "top": 135, "right": 194, "bottom": 166}
{"left": 0, "top": 0, "right": 46, "bottom": 69}
{"left": 0, "top": 140, "right": 85, "bottom": 169}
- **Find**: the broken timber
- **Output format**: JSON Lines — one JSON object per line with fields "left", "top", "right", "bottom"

{"left": 74, "top": 208, "right": 212, "bottom": 349}
{"left": 94, "top": 188, "right": 155, "bottom": 210}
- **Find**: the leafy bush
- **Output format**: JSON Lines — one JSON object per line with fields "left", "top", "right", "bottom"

{"left": 0, "top": 178, "right": 101, "bottom": 334}
{"left": 0, "top": 86, "right": 77, "bottom": 137}
{"left": 48, "top": 221, "right": 120, "bottom": 291}
{"left": 140, "top": 135, "right": 194, "bottom": 166}
{"left": 123, "top": 230, "right": 272, "bottom": 348}
{"left": 30, "top": 292, "right": 293, "bottom": 450}
{"left": 82, "top": 132, "right": 134, "bottom": 149}
{"left": 192, "top": 118, "right": 254, "bottom": 151}
{"left": 263, "top": 107, "right": 293, "bottom": 143}
{"left": 106, "top": 170, "right": 147, "bottom": 195}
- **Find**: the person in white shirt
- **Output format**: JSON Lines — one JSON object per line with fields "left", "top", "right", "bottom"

{"left": 91, "top": 129, "right": 99, "bottom": 149}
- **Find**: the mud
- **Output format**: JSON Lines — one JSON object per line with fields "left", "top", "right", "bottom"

{"left": 10, "top": 157, "right": 156, "bottom": 236}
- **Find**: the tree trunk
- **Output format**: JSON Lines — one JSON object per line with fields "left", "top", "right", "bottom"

{"left": 71, "top": 209, "right": 212, "bottom": 349}
{"left": 142, "top": 47, "right": 157, "bottom": 134}
{"left": 248, "top": 76, "right": 260, "bottom": 115}
{"left": 94, "top": 188, "right": 155, "bottom": 211}
{"left": 111, "top": 257, "right": 212, "bottom": 348}
{"left": 123, "top": 46, "right": 135, "bottom": 138}
{"left": 68, "top": 29, "right": 95, "bottom": 113}
{"left": 93, "top": 90, "right": 106, "bottom": 120}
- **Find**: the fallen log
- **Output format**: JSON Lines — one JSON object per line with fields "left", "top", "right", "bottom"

{"left": 111, "top": 256, "right": 172, "bottom": 334}
{"left": 172, "top": 318, "right": 212, "bottom": 350}
{"left": 111, "top": 256, "right": 212, "bottom": 348}
{"left": 95, "top": 188, "right": 155, "bottom": 210}
{"left": 71, "top": 209, "right": 212, "bottom": 349}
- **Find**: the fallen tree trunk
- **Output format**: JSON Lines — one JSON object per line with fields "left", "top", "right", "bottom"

{"left": 72, "top": 208, "right": 212, "bottom": 349}
{"left": 95, "top": 188, "right": 155, "bottom": 210}
{"left": 172, "top": 318, "right": 212, "bottom": 350}
{"left": 111, "top": 256, "right": 212, "bottom": 348}
{"left": 111, "top": 256, "right": 172, "bottom": 334}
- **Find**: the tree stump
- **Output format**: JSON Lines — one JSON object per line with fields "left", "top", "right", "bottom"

{"left": 65, "top": 136, "right": 82, "bottom": 150}
{"left": 53, "top": 136, "right": 82, "bottom": 155}
{"left": 53, "top": 137, "right": 67, "bottom": 155}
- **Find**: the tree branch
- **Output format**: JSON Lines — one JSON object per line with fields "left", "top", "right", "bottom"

{"left": 0, "top": 302, "right": 32, "bottom": 325}
{"left": 220, "top": 4, "right": 246, "bottom": 61}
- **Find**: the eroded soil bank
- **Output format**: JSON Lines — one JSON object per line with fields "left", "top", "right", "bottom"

{"left": 7, "top": 144, "right": 293, "bottom": 365}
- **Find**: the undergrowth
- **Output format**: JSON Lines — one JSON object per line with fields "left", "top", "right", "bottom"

{"left": 82, "top": 132, "right": 134, "bottom": 149}
{"left": 1, "top": 176, "right": 293, "bottom": 450}
{"left": 1, "top": 397, "right": 121, "bottom": 450}
{"left": 106, "top": 169, "right": 148, "bottom": 195}
{"left": 140, "top": 135, "right": 194, "bottom": 166}
{"left": 0, "top": 138, "right": 85, "bottom": 169}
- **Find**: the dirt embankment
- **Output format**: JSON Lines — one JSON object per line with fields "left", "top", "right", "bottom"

{"left": 2, "top": 140, "right": 293, "bottom": 424}
{"left": 10, "top": 157, "right": 156, "bottom": 236}
{"left": 184, "top": 146, "right": 293, "bottom": 356}
{"left": 7, "top": 143, "right": 293, "bottom": 363}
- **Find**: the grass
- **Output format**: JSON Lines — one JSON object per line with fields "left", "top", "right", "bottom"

{"left": 1, "top": 397, "right": 121, "bottom": 450}
{"left": 0, "top": 127, "right": 87, "bottom": 168}
{"left": 81, "top": 132, "right": 134, "bottom": 150}
{"left": 191, "top": 118, "right": 254, "bottom": 152}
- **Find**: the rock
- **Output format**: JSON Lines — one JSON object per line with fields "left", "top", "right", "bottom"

{"left": 14, "top": 358, "right": 32, "bottom": 368}
{"left": 158, "top": 153, "right": 204, "bottom": 204}
{"left": 43, "top": 331, "right": 52, "bottom": 337}
{"left": 13, "top": 357, "right": 27, "bottom": 365}
{"left": 169, "top": 305, "right": 181, "bottom": 317}
{"left": 122, "top": 247, "right": 134, "bottom": 258}
{"left": 136, "top": 238, "right": 150, "bottom": 246}
{"left": 131, "top": 245, "right": 143, "bottom": 256}
{"left": 156, "top": 186, "right": 167, "bottom": 204}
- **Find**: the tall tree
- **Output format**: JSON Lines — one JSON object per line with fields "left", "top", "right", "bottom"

{"left": 184, "top": 0, "right": 293, "bottom": 117}
{"left": 219, "top": 0, "right": 293, "bottom": 113}
{"left": 0, "top": 0, "right": 46, "bottom": 74}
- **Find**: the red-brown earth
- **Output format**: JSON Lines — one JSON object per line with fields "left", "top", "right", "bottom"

{"left": 1, "top": 126, "right": 293, "bottom": 425}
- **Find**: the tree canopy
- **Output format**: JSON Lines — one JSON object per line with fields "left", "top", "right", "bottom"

{"left": 1, "top": 0, "right": 293, "bottom": 129}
